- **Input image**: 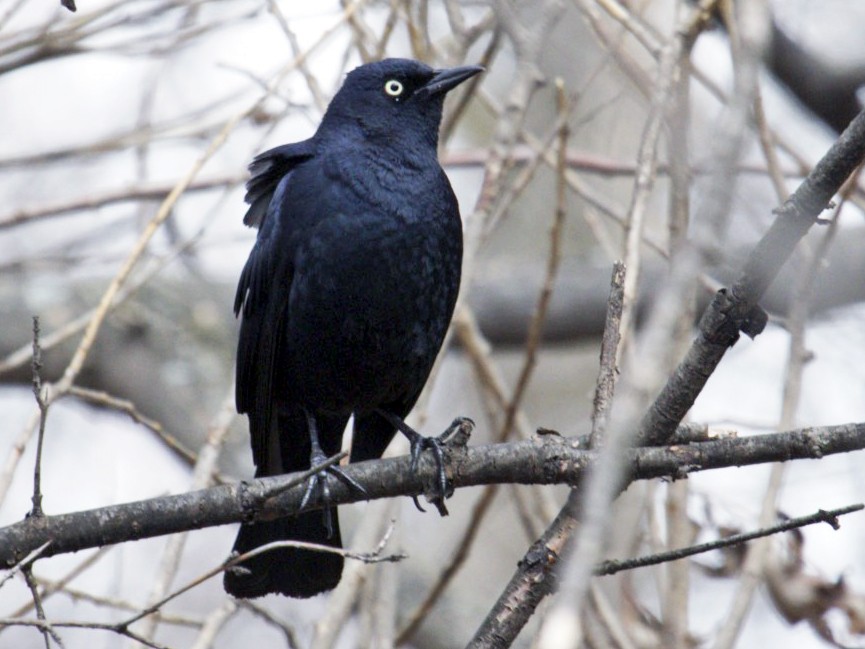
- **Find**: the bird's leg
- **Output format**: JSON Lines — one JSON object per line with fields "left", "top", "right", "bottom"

{"left": 299, "top": 409, "right": 366, "bottom": 537}
{"left": 376, "top": 409, "right": 459, "bottom": 514}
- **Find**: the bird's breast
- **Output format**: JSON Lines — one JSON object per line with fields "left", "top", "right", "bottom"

{"left": 280, "top": 205, "right": 461, "bottom": 411}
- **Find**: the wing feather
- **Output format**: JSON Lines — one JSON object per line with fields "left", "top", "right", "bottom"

{"left": 234, "top": 139, "right": 315, "bottom": 470}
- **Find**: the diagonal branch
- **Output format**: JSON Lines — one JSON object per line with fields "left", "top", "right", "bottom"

{"left": 639, "top": 106, "right": 865, "bottom": 445}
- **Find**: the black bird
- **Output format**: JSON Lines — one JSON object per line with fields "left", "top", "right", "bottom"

{"left": 224, "top": 58, "right": 482, "bottom": 599}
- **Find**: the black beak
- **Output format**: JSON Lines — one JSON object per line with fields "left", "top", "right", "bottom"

{"left": 420, "top": 65, "right": 484, "bottom": 96}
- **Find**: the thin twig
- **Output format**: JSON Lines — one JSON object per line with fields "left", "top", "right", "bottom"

{"left": 639, "top": 94, "right": 865, "bottom": 447}
{"left": 66, "top": 386, "right": 200, "bottom": 468}
{"left": 438, "top": 9, "right": 498, "bottom": 143}
{"left": 752, "top": 87, "right": 788, "bottom": 204}
{"left": 6, "top": 546, "right": 110, "bottom": 619}
{"left": 453, "top": 307, "right": 537, "bottom": 443}
{"left": 29, "top": 317, "right": 47, "bottom": 519}
{"left": 266, "top": 0, "right": 328, "bottom": 113}
{"left": 0, "top": 617, "right": 171, "bottom": 649}
{"left": 531, "top": 11, "right": 709, "bottom": 647}
{"left": 121, "top": 537, "right": 404, "bottom": 632}
{"left": 0, "top": 175, "right": 242, "bottom": 230}
{"left": 0, "top": 236, "right": 194, "bottom": 378}
{"left": 615, "top": 20, "right": 683, "bottom": 354}
{"left": 660, "top": 15, "right": 702, "bottom": 642}
{"left": 596, "top": 504, "right": 864, "bottom": 576}
{"left": 311, "top": 501, "right": 398, "bottom": 649}
{"left": 22, "top": 566, "right": 63, "bottom": 649}
{"left": 25, "top": 581, "right": 203, "bottom": 627}
{"left": 589, "top": 262, "right": 626, "bottom": 446}
{"left": 0, "top": 540, "right": 51, "bottom": 590}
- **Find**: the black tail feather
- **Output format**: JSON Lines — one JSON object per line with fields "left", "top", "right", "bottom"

{"left": 224, "top": 507, "right": 343, "bottom": 599}
{"left": 225, "top": 405, "right": 349, "bottom": 599}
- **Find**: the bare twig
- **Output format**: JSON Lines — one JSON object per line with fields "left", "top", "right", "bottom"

{"left": 589, "top": 262, "right": 626, "bottom": 446}
{"left": 29, "top": 317, "right": 47, "bottom": 519}
{"left": 639, "top": 110, "right": 865, "bottom": 446}
{"left": 266, "top": 0, "right": 328, "bottom": 113}
{"left": 596, "top": 504, "right": 863, "bottom": 576}
{"left": 0, "top": 174, "right": 243, "bottom": 230}
{"left": 615, "top": 13, "right": 688, "bottom": 354}
{"left": 395, "top": 483, "right": 498, "bottom": 645}
{"left": 6, "top": 546, "right": 110, "bottom": 619}
{"left": 124, "top": 536, "right": 404, "bottom": 633}
{"left": 527, "top": 9, "right": 717, "bottom": 648}
{"left": 0, "top": 540, "right": 50, "bottom": 591}
{"left": 66, "top": 386, "right": 200, "bottom": 468}
{"left": 24, "top": 581, "right": 202, "bottom": 628}
{"left": 660, "top": 15, "right": 703, "bottom": 641}
{"left": 22, "top": 565, "right": 63, "bottom": 649}
{"left": 753, "top": 87, "right": 789, "bottom": 204}
{"left": 0, "top": 617, "right": 170, "bottom": 649}
{"left": 402, "top": 303, "right": 564, "bottom": 641}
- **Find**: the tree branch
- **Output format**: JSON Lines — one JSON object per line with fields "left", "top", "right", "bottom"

{"left": 595, "top": 504, "right": 863, "bottom": 577}
{"left": 639, "top": 106, "right": 865, "bottom": 445}
{"left": 2, "top": 422, "right": 865, "bottom": 567}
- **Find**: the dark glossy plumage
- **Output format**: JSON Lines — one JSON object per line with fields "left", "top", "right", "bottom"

{"left": 224, "top": 59, "right": 481, "bottom": 599}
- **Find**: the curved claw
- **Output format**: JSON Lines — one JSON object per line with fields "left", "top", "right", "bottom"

{"left": 299, "top": 469, "right": 334, "bottom": 536}
{"left": 300, "top": 409, "right": 367, "bottom": 538}
{"left": 407, "top": 435, "right": 446, "bottom": 513}
{"left": 377, "top": 409, "right": 452, "bottom": 507}
{"left": 326, "top": 464, "right": 367, "bottom": 496}
{"left": 300, "top": 453, "right": 367, "bottom": 538}
{"left": 409, "top": 433, "right": 448, "bottom": 497}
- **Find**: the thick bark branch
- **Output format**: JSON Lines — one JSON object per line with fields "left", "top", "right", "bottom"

{"left": 1, "top": 422, "right": 864, "bottom": 567}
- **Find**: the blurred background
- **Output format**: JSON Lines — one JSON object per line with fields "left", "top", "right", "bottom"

{"left": 2, "top": 1, "right": 865, "bottom": 647}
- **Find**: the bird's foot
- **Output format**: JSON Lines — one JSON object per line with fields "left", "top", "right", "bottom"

{"left": 378, "top": 412, "right": 475, "bottom": 516}
{"left": 299, "top": 449, "right": 366, "bottom": 537}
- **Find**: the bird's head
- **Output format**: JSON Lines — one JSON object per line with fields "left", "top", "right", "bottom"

{"left": 319, "top": 58, "right": 483, "bottom": 150}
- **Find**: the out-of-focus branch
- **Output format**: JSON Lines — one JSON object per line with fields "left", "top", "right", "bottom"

{"left": 0, "top": 175, "right": 243, "bottom": 230}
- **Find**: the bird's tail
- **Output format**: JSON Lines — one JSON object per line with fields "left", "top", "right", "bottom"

{"left": 224, "top": 407, "right": 348, "bottom": 599}
{"left": 224, "top": 507, "right": 343, "bottom": 599}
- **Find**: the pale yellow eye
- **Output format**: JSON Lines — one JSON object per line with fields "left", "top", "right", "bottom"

{"left": 384, "top": 79, "right": 404, "bottom": 97}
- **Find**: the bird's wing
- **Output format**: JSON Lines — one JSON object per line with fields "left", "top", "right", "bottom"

{"left": 235, "top": 285, "right": 285, "bottom": 473}
{"left": 243, "top": 140, "right": 315, "bottom": 228}
{"left": 235, "top": 140, "right": 315, "bottom": 472}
